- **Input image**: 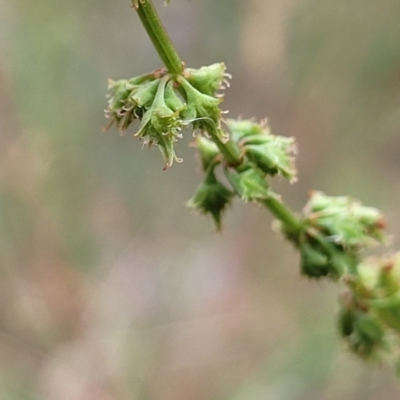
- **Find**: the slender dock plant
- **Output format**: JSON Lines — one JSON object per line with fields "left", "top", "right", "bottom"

{"left": 105, "top": 0, "right": 400, "bottom": 373}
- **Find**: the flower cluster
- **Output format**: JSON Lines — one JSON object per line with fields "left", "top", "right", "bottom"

{"left": 338, "top": 254, "right": 400, "bottom": 362}
{"left": 298, "top": 191, "right": 387, "bottom": 278}
{"left": 187, "top": 119, "right": 298, "bottom": 228}
{"left": 227, "top": 119, "right": 297, "bottom": 182}
{"left": 187, "top": 168, "right": 234, "bottom": 231}
{"left": 304, "top": 191, "right": 385, "bottom": 250}
{"left": 178, "top": 63, "right": 230, "bottom": 142}
{"left": 107, "top": 0, "right": 400, "bottom": 377}
{"left": 186, "top": 136, "right": 232, "bottom": 230}
{"left": 105, "top": 63, "right": 229, "bottom": 168}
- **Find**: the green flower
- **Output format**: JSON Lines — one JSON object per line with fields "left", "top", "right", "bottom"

{"left": 105, "top": 73, "right": 159, "bottom": 133}
{"left": 298, "top": 231, "right": 356, "bottom": 278}
{"left": 298, "top": 191, "right": 386, "bottom": 279}
{"left": 226, "top": 119, "right": 264, "bottom": 142}
{"left": 164, "top": 79, "right": 186, "bottom": 113}
{"left": 224, "top": 167, "right": 270, "bottom": 202}
{"left": 351, "top": 255, "right": 400, "bottom": 332}
{"left": 178, "top": 76, "right": 226, "bottom": 141}
{"left": 187, "top": 169, "right": 234, "bottom": 230}
{"left": 135, "top": 76, "right": 183, "bottom": 169}
{"left": 183, "top": 63, "right": 230, "bottom": 97}
{"left": 303, "top": 191, "right": 386, "bottom": 251}
{"left": 130, "top": 78, "right": 161, "bottom": 108}
{"left": 338, "top": 301, "right": 386, "bottom": 359}
{"left": 335, "top": 253, "right": 400, "bottom": 363}
{"left": 226, "top": 119, "right": 297, "bottom": 182}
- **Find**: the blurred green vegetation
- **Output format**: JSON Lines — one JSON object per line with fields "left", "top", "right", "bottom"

{"left": 0, "top": 0, "right": 400, "bottom": 398}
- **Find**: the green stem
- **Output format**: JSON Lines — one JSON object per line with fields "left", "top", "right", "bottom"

{"left": 133, "top": 0, "right": 183, "bottom": 75}
{"left": 261, "top": 196, "right": 302, "bottom": 235}
{"left": 208, "top": 128, "right": 243, "bottom": 167}
{"left": 132, "top": 0, "right": 302, "bottom": 238}
{"left": 209, "top": 127, "right": 302, "bottom": 234}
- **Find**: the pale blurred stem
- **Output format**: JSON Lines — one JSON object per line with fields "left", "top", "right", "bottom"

{"left": 133, "top": 0, "right": 183, "bottom": 75}
{"left": 133, "top": 0, "right": 303, "bottom": 238}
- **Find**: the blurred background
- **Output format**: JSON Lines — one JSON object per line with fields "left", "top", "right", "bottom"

{"left": 1, "top": 0, "right": 400, "bottom": 398}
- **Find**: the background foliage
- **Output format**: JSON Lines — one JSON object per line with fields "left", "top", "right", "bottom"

{"left": 1, "top": 0, "right": 400, "bottom": 398}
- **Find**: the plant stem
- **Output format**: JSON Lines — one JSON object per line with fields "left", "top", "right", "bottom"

{"left": 132, "top": 0, "right": 303, "bottom": 237}
{"left": 262, "top": 196, "right": 302, "bottom": 235}
{"left": 208, "top": 128, "right": 243, "bottom": 166}
{"left": 209, "top": 128, "right": 302, "bottom": 234}
{"left": 133, "top": 0, "right": 183, "bottom": 75}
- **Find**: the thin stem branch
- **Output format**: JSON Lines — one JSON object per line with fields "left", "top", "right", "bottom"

{"left": 131, "top": 0, "right": 303, "bottom": 238}
{"left": 133, "top": 0, "right": 183, "bottom": 75}
{"left": 210, "top": 127, "right": 302, "bottom": 234}
{"left": 208, "top": 127, "right": 243, "bottom": 167}
{"left": 262, "top": 196, "right": 302, "bottom": 235}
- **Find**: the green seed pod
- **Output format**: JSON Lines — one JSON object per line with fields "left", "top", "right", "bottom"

{"left": 178, "top": 76, "right": 224, "bottom": 139}
{"left": 105, "top": 75, "right": 161, "bottom": 133}
{"left": 105, "top": 79, "right": 135, "bottom": 131}
{"left": 224, "top": 167, "right": 270, "bottom": 202}
{"left": 187, "top": 170, "right": 234, "bottom": 230}
{"left": 107, "top": 79, "right": 131, "bottom": 110}
{"left": 164, "top": 79, "right": 186, "bottom": 113}
{"left": 356, "top": 313, "right": 384, "bottom": 343}
{"left": 351, "top": 313, "right": 385, "bottom": 358}
{"left": 338, "top": 304, "right": 356, "bottom": 337}
{"left": 184, "top": 63, "right": 229, "bottom": 96}
{"left": 134, "top": 76, "right": 183, "bottom": 169}
{"left": 131, "top": 78, "right": 161, "bottom": 108}
{"left": 303, "top": 192, "right": 386, "bottom": 251}
{"left": 226, "top": 119, "right": 265, "bottom": 143}
{"left": 378, "top": 255, "right": 400, "bottom": 296}
{"left": 370, "top": 290, "right": 400, "bottom": 332}
{"left": 300, "top": 241, "right": 331, "bottom": 278}
{"left": 245, "top": 135, "right": 297, "bottom": 182}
